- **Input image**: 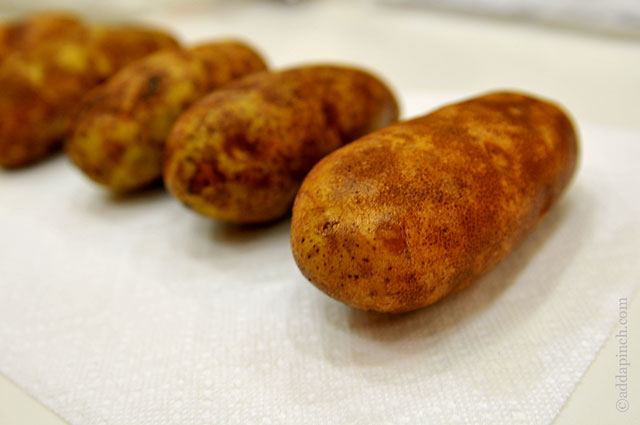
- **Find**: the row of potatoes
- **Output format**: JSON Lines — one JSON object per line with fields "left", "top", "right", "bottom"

{"left": 1, "top": 12, "right": 578, "bottom": 313}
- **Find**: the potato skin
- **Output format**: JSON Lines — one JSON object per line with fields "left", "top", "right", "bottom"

{"left": 290, "top": 91, "right": 578, "bottom": 313}
{"left": 164, "top": 65, "right": 399, "bottom": 223}
{"left": 0, "top": 12, "right": 86, "bottom": 63}
{"left": 66, "top": 41, "right": 267, "bottom": 192}
{"left": 0, "top": 25, "right": 178, "bottom": 168}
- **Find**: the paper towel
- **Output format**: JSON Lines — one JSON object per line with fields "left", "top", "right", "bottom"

{"left": 1, "top": 93, "right": 638, "bottom": 425}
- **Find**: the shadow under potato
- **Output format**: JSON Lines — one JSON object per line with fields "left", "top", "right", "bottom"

{"left": 77, "top": 178, "right": 170, "bottom": 221}
{"left": 208, "top": 213, "right": 293, "bottom": 246}
{"left": 0, "top": 148, "right": 64, "bottom": 173}
{"left": 104, "top": 179, "right": 166, "bottom": 204}
{"left": 168, "top": 213, "right": 295, "bottom": 284}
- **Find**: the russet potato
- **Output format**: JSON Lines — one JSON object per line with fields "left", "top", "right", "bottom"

{"left": 67, "top": 41, "right": 267, "bottom": 192}
{"left": 0, "top": 23, "right": 178, "bottom": 167}
{"left": 164, "top": 65, "right": 399, "bottom": 223}
{"left": 290, "top": 91, "right": 578, "bottom": 313}
{"left": 0, "top": 12, "right": 86, "bottom": 63}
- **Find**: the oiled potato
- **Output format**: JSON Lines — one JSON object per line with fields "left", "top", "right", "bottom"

{"left": 164, "top": 65, "right": 399, "bottom": 223}
{"left": 0, "top": 12, "right": 86, "bottom": 63}
{"left": 67, "top": 41, "right": 267, "bottom": 192}
{"left": 0, "top": 25, "right": 178, "bottom": 167}
{"left": 290, "top": 91, "right": 578, "bottom": 313}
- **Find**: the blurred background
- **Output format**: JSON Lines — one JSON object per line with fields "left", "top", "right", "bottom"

{"left": 1, "top": 0, "right": 640, "bottom": 36}
{"left": 3, "top": 0, "right": 638, "bottom": 131}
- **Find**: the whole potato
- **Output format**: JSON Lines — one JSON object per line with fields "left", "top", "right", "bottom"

{"left": 0, "top": 12, "right": 87, "bottom": 63}
{"left": 0, "top": 25, "right": 178, "bottom": 167}
{"left": 67, "top": 41, "right": 267, "bottom": 192}
{"left": 164, "top": 65, "right": 399, "bottom": 223}
{"left": 290, "top": 91, "right": 578, "bottom": 313}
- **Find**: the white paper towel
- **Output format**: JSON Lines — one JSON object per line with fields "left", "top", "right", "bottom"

{"left": 1, "top": 93, "right": 639, "bottom": 425}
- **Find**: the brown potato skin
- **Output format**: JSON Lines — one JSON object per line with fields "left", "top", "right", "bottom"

{"left": 290, "top": 91, "right": 578, "bottom": 313}
{"left": 0, "top": 25, "right": 178, "bottom": 168}
{"left": 66, "top": 41, "right": 267, "bottom": 192}
{"left": 164, "top": 65, "right": 399, "bottom": 223}
{"left": 0, "top": 12, "right": 87, "bottom": 63}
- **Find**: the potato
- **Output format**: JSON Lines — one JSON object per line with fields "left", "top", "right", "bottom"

{"left": 0, "top": 12, "right": 86, "bottom": 63}
{"left": 0, "top": 25, "right": 178, "bottom": 167}
{"left": 86, "top": 26, "right": 179, "bottom": 78}
{"left": 290, "top": 91, "right": 578, "bottom": 313}
{"left": 164, "top": 65, "right": 399, "bottom": 223}
{"left": 66, "top": 41, "right": 267, "bottom": 192}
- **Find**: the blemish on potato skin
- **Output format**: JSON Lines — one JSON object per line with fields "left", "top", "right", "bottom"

{"left": 102, "top": 139, "right": 126, "bottom": 163}
{"left": 222, "top": 132, "right": 259, "bottom": 158}
{"left": 291, "top": 91, "right": 578, "bottom": 313}
{"left": 322, "top": 221, "right": 338, "bottom": 233}
{"left": 142, "top": 74, "right": 162, "bottom": 99}
{"left": 189, "top": 161, "right": 226, "bottom": 193}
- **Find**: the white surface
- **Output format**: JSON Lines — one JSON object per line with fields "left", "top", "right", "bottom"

{"left": 1, "top": 1, "right": 640, "bottom": 424}
{"left": 381, "top": 0, "right": 640, "bottom": 37}
{"left": 556, "top": 294, "right": 640, "bottom": 424}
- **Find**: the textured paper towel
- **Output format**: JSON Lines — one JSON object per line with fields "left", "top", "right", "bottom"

{"left": 0, "top": 93, "right": 639, "bottom": 425}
